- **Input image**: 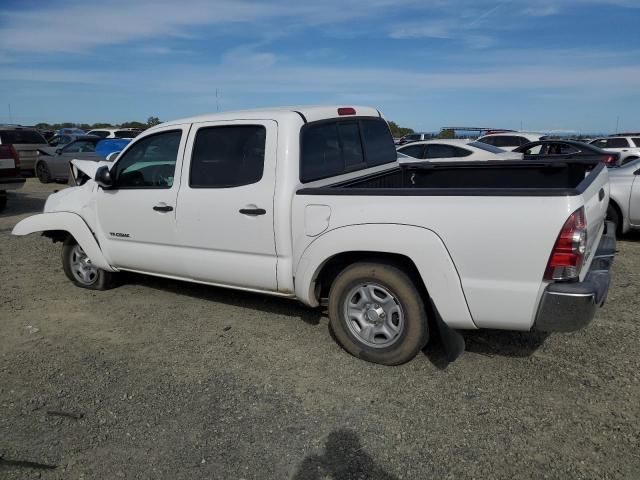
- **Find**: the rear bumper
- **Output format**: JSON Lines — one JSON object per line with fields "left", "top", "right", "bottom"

{"left": 534, "top": 221, "right": 616, "bottom": 332}
{"left": 0, "top": 177, "right": 26, "bottom": 191}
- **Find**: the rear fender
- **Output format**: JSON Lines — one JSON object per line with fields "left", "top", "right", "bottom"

{"left": 12, "top": 212, "right": 115, "bottom": 271}
{"left": 295, "top": 224, "right": 476, "bottom": 329}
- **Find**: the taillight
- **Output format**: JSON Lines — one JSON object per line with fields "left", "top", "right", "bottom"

{"left": 544, "top": 207, "right": 587, "bottom": 281}
{"left": 603, "top": 155, "right": 617, "bottom": 166}
{"left": 338, "top": 107, "right": 356, "bottom": 116}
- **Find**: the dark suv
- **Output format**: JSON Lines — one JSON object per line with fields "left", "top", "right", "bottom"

{"left": 0, "top": 126, "right": 49, "bottom": 174}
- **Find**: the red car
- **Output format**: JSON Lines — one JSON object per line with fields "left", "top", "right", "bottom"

{"left": 0, "top": 143, "right": 26, "bottom": 212}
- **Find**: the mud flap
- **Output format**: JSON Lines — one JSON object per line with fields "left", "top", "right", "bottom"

{"left": 436, "top": 313, "right": 466, "bottom": 362}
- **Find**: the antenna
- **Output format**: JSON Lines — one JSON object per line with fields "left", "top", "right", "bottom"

{"left": 216, "top": 89, "right": 219, "bottom": 113}
{"left": 8, "top": 103, "right": 12, "bottom": 123}
{"left": 615, "top": 116, "right": 619, "bottom": 134}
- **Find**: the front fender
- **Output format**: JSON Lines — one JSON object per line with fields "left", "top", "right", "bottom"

{"left": 295, "top": 224, "right": 476, "bottom": 330}
{"left": 12, "top": 212, "right": 115, "bottom": 272}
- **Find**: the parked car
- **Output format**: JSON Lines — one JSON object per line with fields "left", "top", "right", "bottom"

{"left": 86, "top": 128, "right": 141, "bottom": 139}
{"left": 397, "top": 132, "right": 433, "bottom": 145}
{"left": 606, "top": 158, "right": 640, "bottom": 234}
{"left": 35, "top": 135, "right": 103, "bottom": 183}
{"left": 57, "top": 128, "right": 86, "bottom": 136}
{"left": 0, "top": 143, "right": 25, "bottom": 212}
{"left": 397, "top": 139, "right": 522, "bottom": 163}
{"left": 13, "top": 105, "right": 615, "bottom": 365}
{"left": 0, "top": 126, "right": 49, "bottom": 174}
{"left": 476, "top": 132, "right": 548, "bottom": 151}
{"left": 514, "top": 140, "right": 620, "bottom": 166}
{"left": 589, "top": 136, "right": 640, "bottom": 165}
{"left": 95, "top": 138, "right": 132, "bottom": 160}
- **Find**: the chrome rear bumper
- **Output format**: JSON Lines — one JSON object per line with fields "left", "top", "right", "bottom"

{"left": 534, "top": 221, "right": 616, "bottom": 332}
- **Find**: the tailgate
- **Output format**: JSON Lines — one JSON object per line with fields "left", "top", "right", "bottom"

{"left": 14, "top": 144, "right": 43, "bottom": 166}
{"left": 580, "top": 164, "right": 610, "bottom": 276}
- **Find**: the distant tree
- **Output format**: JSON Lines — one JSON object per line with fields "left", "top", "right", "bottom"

{"left": 387, "top": 121, "right": 414, "bottom": 138}
{"left": 438, "top": 128, "right": 455, "bottom": 139}
{"left": 146, "top": 116, "right": 161, "bottom": 127}
{"left": 90, "top": 122, "right": 114, "bottom": 129}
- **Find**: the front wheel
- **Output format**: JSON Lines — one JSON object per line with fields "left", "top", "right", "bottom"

{"left": 62, "top": 238, "right": 116, "bottom": 290}
{"left": 36, "top": 161, "right": 52, "bottom": 183}
{"left": 328, "top": 262, "right": 429, "bottom": 365}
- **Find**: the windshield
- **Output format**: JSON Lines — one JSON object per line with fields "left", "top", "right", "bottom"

{"left": 0, "top": 130, "right": 47, "bottom": 144}
{"left": 467, "top": 141, "right": 505, "bottom": 153}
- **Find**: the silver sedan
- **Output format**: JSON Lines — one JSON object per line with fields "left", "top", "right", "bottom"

{"left": 35, "top": 136, "right": 103, "bottom": 183}
{"left": 607, "top": 159, "right": 640, "bottom": 234}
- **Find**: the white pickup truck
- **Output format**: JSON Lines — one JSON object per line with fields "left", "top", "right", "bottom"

{"left": 13, "top": 106, "right": 616, "bottom": 365}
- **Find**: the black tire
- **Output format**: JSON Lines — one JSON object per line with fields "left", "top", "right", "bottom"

{"left": 0, "top": 191, "right": 6, "bottom": 212}
{"left": 36, "top": 161, "right": 52, "bottom": 183}
{"left": 606, "top": 203, "right": 621, "bottom": 236}
{"left": 328, "top": 262, "right": 429, "bottom": 365}
{"left": 62, "top": 237, "right": 116, "bottom": 290}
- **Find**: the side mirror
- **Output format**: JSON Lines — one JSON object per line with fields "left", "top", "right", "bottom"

{"left": 95, "top": 165, "right": 113, "bottom": 188}
{"left": 105, "top": 151, "right": 121, "bottom": 162}
{"left": 55, "top": 148, "right": 63, "bottom": 155}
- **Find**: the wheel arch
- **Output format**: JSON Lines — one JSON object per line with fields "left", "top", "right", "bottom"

{"left": 295, "top": 223, "right": 476, "bottom": 329}
{"left": 12, "top": 212, "right": 115, "bottom": 271}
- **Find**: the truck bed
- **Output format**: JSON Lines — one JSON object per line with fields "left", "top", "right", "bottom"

{"left": 298, "top": 160, "right": 602, "bottom": 197}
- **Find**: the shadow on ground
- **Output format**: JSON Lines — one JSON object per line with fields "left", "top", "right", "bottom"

{"left": 125, "top": 272, "right": 550, "bottom": 367}
{"left": 0, "top": 191, "right": 50, "bottom": 218}
{"left": 292, "top": 429, "right": 398, "bottom": 480}
{"left": 123, "top": 272, "right": 324, "bottom": 326}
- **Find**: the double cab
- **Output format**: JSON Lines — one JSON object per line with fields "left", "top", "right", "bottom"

{"left": 13, "top": 106, "right": 615, "bottom": 365}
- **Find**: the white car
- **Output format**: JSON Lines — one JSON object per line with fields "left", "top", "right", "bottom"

{"left": 607, "top": 158, "right": 640, "bottom": 234}
{"left": 476, "top": 132, "right": 547, "bottom": 151}
{"left": 13, "top": 105, "right": 615, "bottom": 365}
{"left": 86, "top": 128, "right": 140, "bottom": 139}
{"left": 396, "top": 139, "right": 523, "bottom": 163}
{"left": 589, "top": 136, "right": 640, "bottom": 165}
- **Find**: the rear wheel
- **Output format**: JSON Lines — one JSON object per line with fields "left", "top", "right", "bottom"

{"left": 328, "top": 262, "right": 429, "bottom": 365}
{"left": 606, "top": 203, "right": 621, "bottom": 235}
{"left": 0, "top": 190, "right": 6, "bottom": 212}
{"left": 62, "top": 237, "right": 115, "bottom": 290}
{"left": 622, "top": 156, "right": 638, "bottom": 165}
{"left": 36, "top": 161, "right": 52, "bottom": 183}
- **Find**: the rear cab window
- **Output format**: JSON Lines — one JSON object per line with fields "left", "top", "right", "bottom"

{"left": 0, "top": 130, "right": 47, "bottom": 144}
{"left": 300, "top": 117, "right": 396, "bottom": 182}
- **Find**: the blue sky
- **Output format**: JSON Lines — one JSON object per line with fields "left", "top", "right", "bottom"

{"left": 1, "top": 0, "right": 639, "bottom": 133}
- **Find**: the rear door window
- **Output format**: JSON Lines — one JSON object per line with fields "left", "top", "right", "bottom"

{"left": 424, "top": 144, "right": 459, "bottom": 159}
{"left": 190, "top": 125, "right": 266, "bottom": 188}
{"left": 606, "top": 138, "right": 630, "bottom": 148}
{"left": 632, "top": 138, "right": 640, "bottom": 147}
{"left": 300, "top": 117, "right": 395, "bottom": 182}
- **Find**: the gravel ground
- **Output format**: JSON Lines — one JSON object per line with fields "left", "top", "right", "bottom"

{"left": 1, "top": 179, "right": 639, "bottom": 480}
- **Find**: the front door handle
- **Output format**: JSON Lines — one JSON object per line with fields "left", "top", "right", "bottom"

{"left": 239, "top": 208, "right": 266, "bottom": 216}
{"left": 153, "top": 204, "right": 173, "bottom": 212}
{"left": 599, "top": 188, "right": 605, "bottom": 201}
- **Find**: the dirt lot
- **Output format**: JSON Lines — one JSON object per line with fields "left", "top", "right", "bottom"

{"left": 1, "top": 179, "right": 639, "bottom": 480}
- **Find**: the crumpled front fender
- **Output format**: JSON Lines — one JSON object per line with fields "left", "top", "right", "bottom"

{"left": 12, "top": 212, "right": 115, "bottom": 272}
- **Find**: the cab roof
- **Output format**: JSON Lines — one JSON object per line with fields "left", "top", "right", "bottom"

{"left": 155, "top": 105, "right": 382, "bottom": 129}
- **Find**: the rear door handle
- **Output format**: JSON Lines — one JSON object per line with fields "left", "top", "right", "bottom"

{"left": 239, "top": 208, "right": 266, "bottom": 216}
{"left": 153, "top": 204, "right": 174, "bottom": 212}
